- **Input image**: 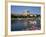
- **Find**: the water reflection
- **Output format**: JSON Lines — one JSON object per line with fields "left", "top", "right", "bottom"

{"left": 11, "top": 18, "right": 41, "bottom": 31}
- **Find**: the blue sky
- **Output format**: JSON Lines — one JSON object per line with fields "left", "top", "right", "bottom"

{"left": 11, "top": 5, "right": 41, "bottom": 14}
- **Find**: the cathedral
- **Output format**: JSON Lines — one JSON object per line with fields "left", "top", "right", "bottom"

{"left": 22, "top": 10, "right": 33, "bottom": 16}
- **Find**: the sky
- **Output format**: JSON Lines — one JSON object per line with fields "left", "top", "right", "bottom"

{"left": 11, "top": 5, "right": 41, "bottom": 14}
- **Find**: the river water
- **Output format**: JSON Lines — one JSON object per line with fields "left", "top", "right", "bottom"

{"left": 11, "top": 18, "right": 41, "bottom": 31}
